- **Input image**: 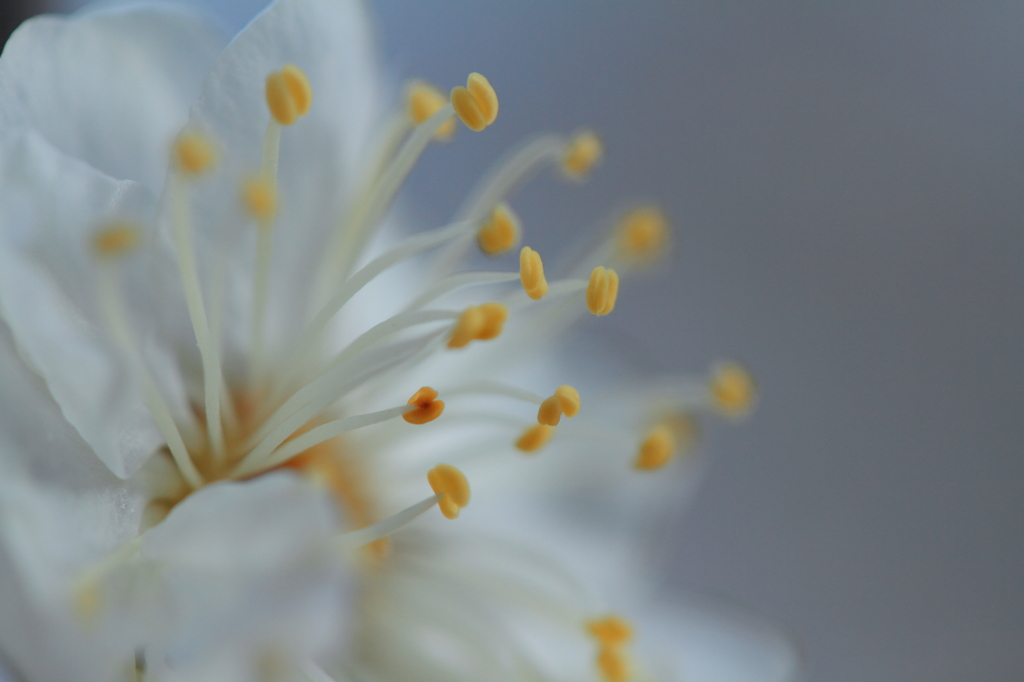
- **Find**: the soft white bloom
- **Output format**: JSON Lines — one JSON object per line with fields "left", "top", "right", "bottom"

{"left": 0, "top": 1, "right": 796, "bottom": 681}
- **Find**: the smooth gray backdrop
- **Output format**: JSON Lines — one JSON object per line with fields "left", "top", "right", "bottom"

{"left": 44, "top": 1, "right": 1024, "bottom": 680}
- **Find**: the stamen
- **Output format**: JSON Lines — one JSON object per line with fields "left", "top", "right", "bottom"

{"left": 561, "top": 129, "right": 603, "bottom": 180}
{"left": 172, "top": 130, "right": 216, "bottom": 176}
{"left": 447, "top": 303, "right": 508, "bottom": 348}
{"left": 586, "top": 266, "right": 619, "bottom": 315}
{"left": 537, "top": 385, "right": 581, "bottom": 426}
{"left": 243, "top": 176, "right": 279, "bottom": 381}
{"left": 403, "top": 386, "right": 445, "bottom": 424}
{"left": 406, "top": 79, "right": 456, "bottom": 140}
{"left": 403, "top": 270, "right": 520, "bottom": 312}
{"left": 596, "top": 646, "right": 630, "bottom": 682}
{"left": 334, "top": 494, "right": 442, "bottom": 552}
{"left": 92, "top": 222, "right": 140, "bottom": 257}
{"left": 588, "top": 615, "right": 634, "bottom": 646}
{"left": 93, "top": 225, "right": 203, "bottom": 488}
{"left": 427, "top": 463, "right": 471, "bottom": 519}
{"left": 616, "top": 206, "right": 669, "bottom": 263}
{"left": 265, "top": 64, "right": 313, "bottom": 126}
{"left": 241, "top": 176, "right": 278, "bottom": 222}
{"left": 633, "top": 425, "right": 675, "bottom": 470}
{"left": 708, "top": 361, "right": 757, "bottom": 417}
{"left": 515, "top": 424, "right": 555, "bottom": 453}
{"left": 451, "top": 72, "right": 498, "bottom": 132}
{"left": 520, "top": 246, "right": 549, "bottom": 300}
{"left": 477, "top": 202, "right": 521, "bottom": 256}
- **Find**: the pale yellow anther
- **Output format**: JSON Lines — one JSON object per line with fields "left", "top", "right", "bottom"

{"left": 406, "top": 80, "right": 456, "bottom": 140}
{"left": 266, "top": 65, "right": 313, "bottom": 126}
{"left": 596, "top": 647, "right": 630, "bottom": 682}
{"left": 92, "top": 222, "right": 141, "bottom": 258}
{"left": 520, "top": 246, "right": 549, "bottom": 300}
{"left": 451, "top": 72, "right": 498, "bottom": 132}
{"left": 403, "top": 386, "right": 445, "bottom": 424}
{"left": 588, "top": 615, "right": 634, "bottom": 646}
{"left": 561, "top": 130, "right": 603, "bottom": 179}
{"left": 477, "top": 203, "right": 521, "bottom": 256}
{"left": 515, "top": 424, "right": 555, "bottom": 453}
{"left": 617, "top": 206, "right": 669, "bottom": 262}
{"left": 448, "top": 306, "right": 485, "bottom": 349}
{"left": 71, "top": 579, "right": 103, "bottom": 625}
{"left": 537, "top": 385, "right": 580, "bottom": 426}
{"left": 586, "top": 266, "right": 620, "bottom": 315}
{"left": 634, "top": 425, "right": 676, "bottom": 470}
{"left": 475, "top": 302, "right": 508, "bottom": 341}
{"left": 241, "top": 177, "right": 277, "bottom": 222}
{"left": 173, "top": 130, "right": 216, "bottom": 176}
{"left": 709, "top": 361, "right": 757, "bottom": 417}
{"left": 427, "top": 463, "right": 471, "bottom": 519}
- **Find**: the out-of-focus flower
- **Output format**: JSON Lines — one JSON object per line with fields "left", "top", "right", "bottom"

{"left": 0, "top": 0, "right": 788, "bottom": 680}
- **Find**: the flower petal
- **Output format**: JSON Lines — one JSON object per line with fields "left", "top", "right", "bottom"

{"left": 0, "top": 4, "right": 226, "bottom": 193}
{"left": 0, "top": 131, "right": 175, "bottom": 479}
{"left": 179, "top": 0, "right": 381, "bottom": 357}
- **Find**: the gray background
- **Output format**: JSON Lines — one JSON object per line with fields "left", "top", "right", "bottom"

{"left": 23, "top": 1, "right": 1024, "bottom": 680}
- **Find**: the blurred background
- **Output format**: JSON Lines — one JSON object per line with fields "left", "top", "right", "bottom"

{"left": 4, "top": 1, "right": 1023, "bottom": 680}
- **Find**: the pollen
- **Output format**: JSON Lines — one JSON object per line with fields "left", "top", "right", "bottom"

{"left": 537, "top": 385, "right": 580, "bottom": 426}
{"left": 520, "top": 246, "right": 549, "bottom": 300}
{"left": 427, "top": 463, "right": 471, "bottom": 519}
{"left": 451, "top": 72, "right": 498, "bottom": 132}
{"left": 561, "top": 130, "right": 603, "bottom": 179}
{"left": 173, "top": 130, "right": 216, "bottom": 175}
{"left": 406, "top": 79, "right": 456, "bottom": 140}
{"left": 596, "top": 646, "right": 630, "bottom": 682}
{"left": 241, "top": 177, "right": 278, "bottom": 222}
{"left": 617, "top": 206, "right": 669, "bottom": 262}
{"left": 588, "top": 615, "right": 634, "bottom": 646}
{"left": 709, "top": 361, "right": 757, "bottom": 417}
{"left": 477, "top": 203, "right": 521, "bottom": 255}
{"left": 586, "top": 266, "right": 620, "bottom": 315}
{"left": 515, "top": 424, "right": 555, "bottom": 453}
{"left": 92, "top": 222, "right": 141, "bottom": 257}
{"left": 266, "top": 64, "right": 313, "bottom": 126}
{"left": 403, "top": 386, "right": 445, "bottom": 424}
{"left": 634, "top": 425, "right": 676, "bottom": 470}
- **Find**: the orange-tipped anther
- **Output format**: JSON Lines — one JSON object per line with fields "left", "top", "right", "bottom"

{"left": 451, "top": 72, "right": 498, "bottom": 132}
{"left": 477, "top": 203, "right": 521, "bottom": 255}
{"left": 515, "top": 424, "right": 555, "bottom": 453}
{"left": 407, "top": 79, "right": 456, "bottom": 139}
{"left": 561, "top": 130, "right": 603, "bottom": 179}
{"left": 93, "top": 222, "right": 141, "bottom": 258}
{"left": 476, "top": 302, "right": 508, "bottom": 341}
{"left": 588, "top": 615, "right": 634, "bottom": 646}
{"left": 448, "top": 307, "right": 485, "bottom": 349}
{"left": 403, "top": 386, "right": 445, "bottom": 424}
{"left": 617, "top": 206, "right": 669, "bottom": 262}
{"left": 520, "top": 246, "right": 549, "bottom": 300}
{"left": 586, "top": 266, "right": 619, "bottom": 316}
{"left": 266, "top": 64, "right": 313, "bottom": 126}
{"left": 427, "top": 463, "right": 470, "bottom": 519}
{"left": 173, "top": 130, "right": 216, "bottom": 176}
{"left": 241, "top": 177, "right": 277, "bottom": 222}
{"left": 596, "top": 647, "right": 630, "bottom": 682}
{"left": 634, "top": 425, "right": 676, "bottom": 470}
{"left": 709, "top": 361, "right": 757, "bottom": 417}
{"left": 537, "top": 385, "right": 580, "bottom": 426}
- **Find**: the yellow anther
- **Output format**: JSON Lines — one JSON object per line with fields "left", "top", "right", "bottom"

{"left": 92, "top": 222, "right": 141, "bottom": 257}
{"left": 477, "top": 203, "right": 521, "bottom": 256}
{"left": 537, "top": 385, "right": 580, "bottom": 426}
{"left": 173, "top": 130, "right": 216, "bottom": 176}
{"left": 634, "top": 425, "right": 676, "bottom": 470}
{"left": 448, "top": 306, "right": 485, "bottom": 349}
{"left": 475, "top": 302, "right": 508, "bottom": 341}
{"left": 520, "top": 246, "right": 549, "bottom": 300}
{"left": 586, "top": 266, "right": 620, "bottom": 316}
{"left": 596, "top": 646, "right": 630, "bottom": 682}
{"left": 561, "top": 130, "right": 603, "bottom": 179}
{"left": 403, "top": 386, "right": 445, "bottom": 424}
{"left": 241, "top": 177, "right": 277, "bottom": 222}
{"left": 515, "top": 424, "right": 555, "bottom": 453}
{"left": 450, "top": 72, "right": 498, "bottom": 132}
{"left": 71, "top": 579, "right": 103, "bottom": 625}
{"left": 406, "top": 79, "right": 456, "bottom": 140}
{"left": 709, "top": 361, "right": 757, "bottom": 417}
{"left": 588, "top": 615, "right": 634, "bottom": 646}
{"left": 427, "top": 463, "right": 471, "bottom": 519}
{"left": 617, "top": 206, "right": 669, "bottom": 262}
{"left": 266, "top": 65, "right": 313, "bottom": 126}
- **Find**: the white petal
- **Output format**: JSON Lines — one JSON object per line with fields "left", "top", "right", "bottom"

{"left": 0, "top": 4, "right": 226, "bottom": 193}
{"left": 0, "top": 131, "right": 169, "bottom": 479}
{"left": 179, "top": 0, "right": 381, "bottom": 357}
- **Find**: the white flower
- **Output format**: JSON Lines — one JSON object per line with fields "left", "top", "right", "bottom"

{"left": 0, "top": 1, "right": 794, "bottom": 681}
